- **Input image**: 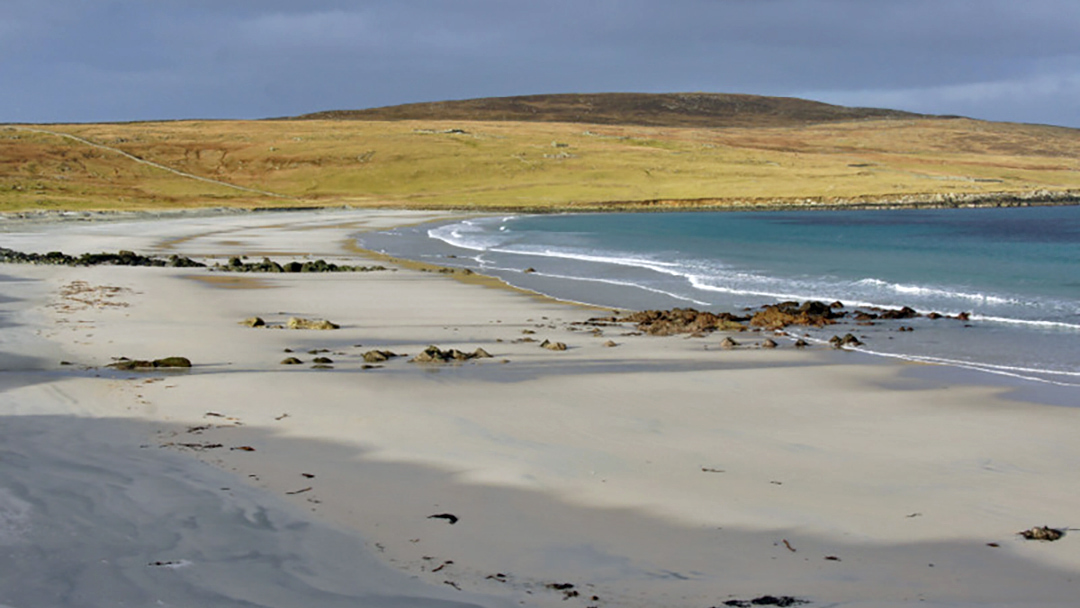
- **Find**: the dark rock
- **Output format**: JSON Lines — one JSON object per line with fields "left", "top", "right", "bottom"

{"left": 1019, "top": 526, "right": 1065, "bottom": 541}
{"left": 720, "top": 337, "right": 739, "bottom": 349}
{"left": 761, "top": 338, "right": 778, "bottom": 349}
{"left": 153, "top": 357, "right": 192, "bottom": 368}
{"left": 722, "top": 596, "right": 809, "bottom": 607}
{"left": 362, "top": 350, "right": 397, "bottom": 363}
{"left": 751, "top": 301, "right": 838, "bottom": 329}
{"left": 108, "top": 356, "right": 192, "bottom": 370}
{"left": 829, "top": 333, "right": 863, "bottom": 348}
{"left": 606, "top": 308, "right": 747, "bottom": 336}
{"left": 793, "top": 339, "right": 809, "bottom": 348}
{"left": 428, "top": 513, "right": 459, "bottom": 524}
{"left": 240, "top": 316, "right": 266, "bottom": 328}
{"left": 0, "top": 246, "right": 203, "bottom": 268}
{"left": 879, "top": 306, "right": 920, "bottom": 320}
{"left": 411, "top": 345, "right": 490, "bottom": 363}
{"left": 280, "top": 357, "right": 303, "bottom": 365}
{"left": 312, "top": 357, "right": 334, "bottom": 364}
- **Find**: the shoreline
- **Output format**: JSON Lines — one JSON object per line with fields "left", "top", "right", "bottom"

{"left": 2, "top": 209, "right": 1080, "bottom": 607}
{"left": 1, "top": 188, "right": 1078, "bottom": 223}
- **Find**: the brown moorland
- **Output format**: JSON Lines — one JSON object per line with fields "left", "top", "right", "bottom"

{"left": 2, "top": 93, "right": 1078, "bottom": 212}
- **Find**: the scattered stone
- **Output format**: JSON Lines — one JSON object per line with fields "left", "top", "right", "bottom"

{"left": 540, "top": 339, "right": 568, "bottom": 351}
{"left": 720, "top": 337, "right": 739, "bottom": 349}
{"left": 311, "top": 364, "right": 334, "bottom": 370}
{"left": 793, "top": 339, "right": 809, "bottom": 348}
{"left": 240, "top": 316, "right": 265, "bottom": 328}
{"left": 428, "top": 513, "right": 459, "bottom": 525}
{"left": 280, "top": 357, "right": 303, "bottom": 365}
{"left": 286, "top": 317, "right": 340, "bottom": 330}
{"left": 603, "top": 340, "right": 619, "bottom": 347}
{"left": 1019, "top": 526, "right": 1065, "bottom": 541}
{"left": 312, "top": 357, "right": 333, "bottom": 364}
{"left": 472, "top": 348, "right": 493, "bottom": 358}
{"left": 761, "top": 338, "right": 778, "bottom": 349}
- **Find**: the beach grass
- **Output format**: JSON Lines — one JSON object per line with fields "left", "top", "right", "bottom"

{"left": 2, "top": 117, "right": 1079, "bottom": 212}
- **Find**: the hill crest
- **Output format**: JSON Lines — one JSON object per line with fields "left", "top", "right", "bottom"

{"left": 290, "top": 92, "right": 927, "bottom": 128}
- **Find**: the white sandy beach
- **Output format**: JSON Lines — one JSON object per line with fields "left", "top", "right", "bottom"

{"left": 2, "top": 209, "right": 1079, "bottom": 607}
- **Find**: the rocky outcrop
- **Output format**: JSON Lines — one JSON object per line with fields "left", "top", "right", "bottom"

{"left": 594, "top": 308, "right": 747, "bottom": 336}
{"left": 411, "top": 345, "right": 493, "bottom": 363}
{"left": 750, "top": 301, "right": 840, "bottom": 330}
{"left": 108, "top": 356, "right": 192, "bottom": 370}
{"left": 0, "top": 247, "right": 203, "bottom": 268}
{"left": 214, "top": 257, "right": 388, "bottom": 273}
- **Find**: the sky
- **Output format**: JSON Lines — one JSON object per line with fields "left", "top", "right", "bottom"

{"left": 2, "top": 0, "right": 1079, "bottom": 127}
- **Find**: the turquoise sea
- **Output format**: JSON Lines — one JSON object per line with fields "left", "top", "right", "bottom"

{"left": 358, "top": 206, "right": 1080, "bottom": 388}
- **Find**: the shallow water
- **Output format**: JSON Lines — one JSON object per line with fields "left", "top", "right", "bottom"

{"left": 358, "top": 206, "right": 1080, "bottom": 388}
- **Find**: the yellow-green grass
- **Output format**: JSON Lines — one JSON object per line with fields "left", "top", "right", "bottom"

{"left": 2, "top": 117, "right": 1078, "bottom": 213}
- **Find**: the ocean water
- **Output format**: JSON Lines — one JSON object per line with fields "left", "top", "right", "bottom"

{"left": 357, "top": 206, "right": 1080, "bottom": 388}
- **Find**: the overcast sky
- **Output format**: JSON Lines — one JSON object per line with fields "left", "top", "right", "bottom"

{"left": 3, "top": 0, "right": 1079, "bottom": 127}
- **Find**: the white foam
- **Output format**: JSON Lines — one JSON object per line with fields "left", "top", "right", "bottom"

{"left": 0, "top": 488, "right": 32, "bottom": 545}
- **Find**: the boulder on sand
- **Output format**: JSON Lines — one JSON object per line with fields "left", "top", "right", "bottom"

{"left": 286, "top": 317, "right": 340, "bottom": 330}
{"left": 540, "top": 339, "right": 568, "bottom": 351}
{"left": 108, "top": 356, "right": 192, "bottom": 370}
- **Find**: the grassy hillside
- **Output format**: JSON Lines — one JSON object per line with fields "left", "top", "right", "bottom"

{"left": 2, "top": 94, "right": 1079, "bottom": 213}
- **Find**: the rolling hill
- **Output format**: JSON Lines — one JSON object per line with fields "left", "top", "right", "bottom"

{"left": 292, "top": 92, "right": 926, "bottom": 128}
{"left": 2, "top": 93, "right": 1078, "bottom": 213}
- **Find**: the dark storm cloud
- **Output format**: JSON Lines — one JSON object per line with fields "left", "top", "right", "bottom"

{"left": 1, "top": 0, "right": 1078, "bottom": 126}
